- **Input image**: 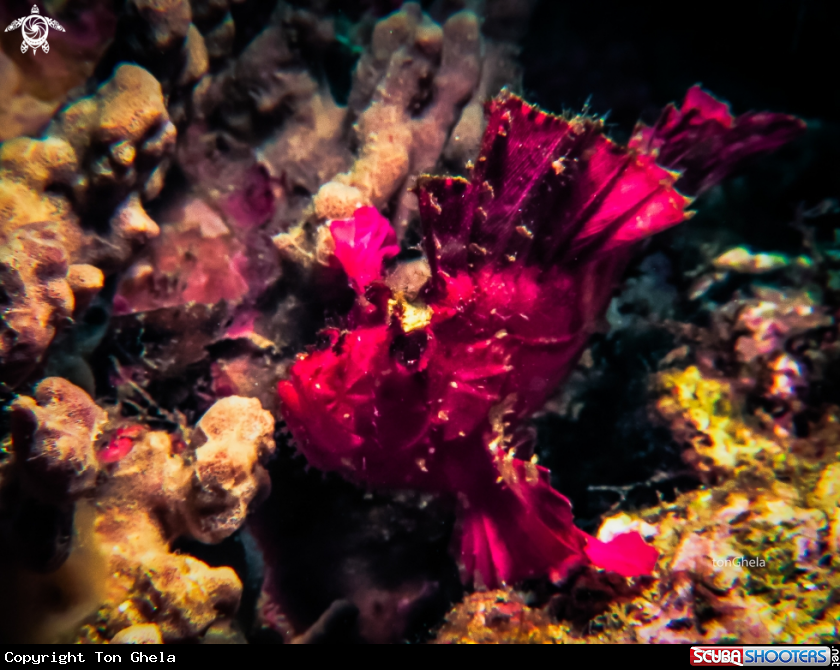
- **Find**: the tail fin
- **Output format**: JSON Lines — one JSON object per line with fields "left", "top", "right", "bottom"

{"left": 457, "top": 459, "right": 657, "bottom": 588}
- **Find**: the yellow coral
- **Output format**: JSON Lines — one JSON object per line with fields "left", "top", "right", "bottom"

{"left": 657, "top": 366, "right": 780, "bottom": 473}
{"left": 435, "top": 366, "right": 840, "bottom": 644}
{"left": 433, "top": 591, "right": 567, "bottom": 644}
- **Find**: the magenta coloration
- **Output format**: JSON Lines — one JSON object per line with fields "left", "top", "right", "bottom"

{"left": 98, "top": 424, "right": 143, "bottom": 464}
{"left": 329, "top": 206, "right": 401, "bottom": 294}
{"left": 220, "top": 164, "right": 277, "bottom": 230}
{"left": 277, "top": 89, "right": 805, "bottom": 588}
{"left": 630, "top": 85, "right": 806, "bottom": 196}
{"left": 278, "top": 91, "right": 699, "bottom": 588}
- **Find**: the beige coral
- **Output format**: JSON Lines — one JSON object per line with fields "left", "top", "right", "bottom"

{"left": 89, "top": 395, "right": 275, "bottom": 641}
{"left": 129, "top": 0, "right": 192, "bottom": 51}
{"left": 0, "top": 136, "right": 80, "bottom": 253}
{"left": 313, "top": 3, "right": 481, "bottom": 235}
{"left": 0, "top": 62, "right": 173, "bottom": 260}
{"left": 66, "top": 263, "right": 105, "bottom": 315}
{"left": 190, "top": 0, "right": 243, "bottom": 62}
{"left": 178, "top": 24, "right": 210, "bottom": 87}
{"left": 10, "top": 377, "right": 106, "bottom": 500}
{"left": 185, "top": 396, "right": 276, "bottom": 543}
{"left": 0, "top": 226, "right": 75, "bottom": 387}
{"left": 0, "top": 50, "right": 59, "bottom": 142}
{"left": 258, "top": 92, "right": 353, "bottom": 206}
{"left": 8, "top": 379, "right": 275, "bottom": 642}
{"left": 50, "top": 63, "right": 176, "bottom": 208}
{"left": 0, "top": 63, "right": 176, "bottom": 386}
{"left": 271, "top": 3, "right": 494, "bottom": 272}
{"left": 443, "top": 41, "right": 523, "bottom": 171}
{"left": 270, "top": 2, "right": 528, "bottom": 276}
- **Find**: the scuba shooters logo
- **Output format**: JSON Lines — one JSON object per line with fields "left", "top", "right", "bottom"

{"left": 691, "top": 646, "right": 833, "bottom": 667}
{"left": 4, "top": 5, "right": 65, "bottom": 54}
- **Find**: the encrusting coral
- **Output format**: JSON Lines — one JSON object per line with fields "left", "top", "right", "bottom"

{"left": 10, "top": 377, "right": 105, "bottom": 502}
{"left": 3, "top": 378, "right": 275, "bottom": 643}
{"left": 0, "top": 62, "right": 176, "bottom": 389}
{"left": 0, "top": 0, "right": 827, "bottom": 645}
{"left": 434, "top": 396, "right": 840, "bottom": 644}
{"left": 0, "top": 226, "right": 77, "bottom": 388}
{"left": 0, "top": 62, "right": 174, "bottom": 259}
{"left": 103, "top": 0, "right": 209, "bottom": 102}
{"left": 82, "top": 394, "right": 274, "bottom": 642}
{"left": 189, "top": 0, "right": 239, "bottom": 63}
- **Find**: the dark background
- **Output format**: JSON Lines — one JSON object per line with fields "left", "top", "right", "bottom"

{"left": 521, "top": 0, "right": 840, "bottom": 133}
{"left": 519, "top": 0, "right": 840, "bottom": 527}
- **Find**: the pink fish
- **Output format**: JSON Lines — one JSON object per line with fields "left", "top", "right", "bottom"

{"left": 278, "top": 89, "right": 801, "bottom": 587}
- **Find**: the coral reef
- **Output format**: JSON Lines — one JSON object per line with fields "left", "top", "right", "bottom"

{"left": 10, "top": 377, "right": 105, "bottom": 501}
{"left": 268, "top": 0, "right": 529, "bottom": 265}
{"left": 49, "top": 63, "right": 175, "bottom": 224}
{"left": 312, "top": 2, "right": 481, "bottom": 233}
{"left": 434, "top": 409, "right": 840, "bottom": 644}
{"left": 109, "top": 0, "right": 532, "bottom": 437}
{"left": 1, "top": 378, "right": 274, "bottom": 642}
{"left": 101, "top": 0, "right": 209, "bottom": 102}
{"left": 86, "top": 395, "right": 273, "bottom": 642}
{"left": 0, "top": 0, "right": 831, "bottom": 646}
{"left": 0, "top": 226, "right": 75, "bottom": 387}
{"left": 0, "top": 62, "right": 173, "bottom": 258}
{"left": 0, "top": 63, "right": 175, "bottom": 389}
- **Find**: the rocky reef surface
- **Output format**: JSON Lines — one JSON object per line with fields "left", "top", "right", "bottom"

{"left": 0, "top": 0, "right": 837, "bottom": 644}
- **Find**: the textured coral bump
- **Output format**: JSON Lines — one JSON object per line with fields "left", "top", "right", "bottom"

{"left": 630, "top": 85, "right": 806, "bottom": 196}
{"left": 279, "top": 91, "right": 699, "bottom": 588}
